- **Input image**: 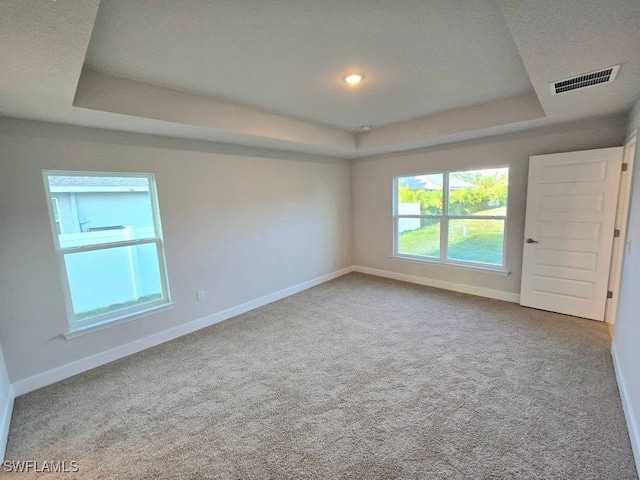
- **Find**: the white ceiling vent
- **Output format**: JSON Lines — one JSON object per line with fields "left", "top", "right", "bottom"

{"left": 550, "top": 65, "right": 620, "bottom": 95}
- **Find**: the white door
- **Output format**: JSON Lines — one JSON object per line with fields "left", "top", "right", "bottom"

{"left": 520, "top": 147, "right": 623, "bottom": 321}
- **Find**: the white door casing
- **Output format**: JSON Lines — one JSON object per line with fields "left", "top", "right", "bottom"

{"left": 520, "top": 147, "right": 623, "bottom": 321}
{"left": 605, "top": 136, "right": 635, "bottom": 324}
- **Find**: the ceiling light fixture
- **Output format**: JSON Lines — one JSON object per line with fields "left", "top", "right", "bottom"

{"left": 360, "top": 125, "right": 372, "bottom": 132}
{"left": 343, "top": 73, "right": 365, "bottom": 85}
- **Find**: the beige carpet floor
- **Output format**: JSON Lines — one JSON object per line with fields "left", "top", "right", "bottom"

{"left": 5, "top": 273, "right": 638, "bottom": 479}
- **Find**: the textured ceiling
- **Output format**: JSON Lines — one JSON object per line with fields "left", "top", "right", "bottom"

{"left": 498, "top": 0, "right": 640, "bottom": 123}
{"left": 84, "top": 0, "right": 533, "bottom": 130}
{"left": 0, "top": 0, "right": 639, "bottom": 158}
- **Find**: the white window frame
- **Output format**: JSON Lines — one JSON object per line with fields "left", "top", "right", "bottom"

{"left": 51, "top": 197, "right": 63, "bottom": 234}
{"left": 393, "top": 166, "right": 509, "bottom": 272}
{"left": 43, "top": 170, "right": 172, "bottom": 337}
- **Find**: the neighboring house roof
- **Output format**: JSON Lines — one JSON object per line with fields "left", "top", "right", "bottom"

{"left": 48, "top": 175, "right": 150, "bottom": 193}
{"left": 49, "top": 176, "right": 149, "bottom": 187}
{"left": 399, "top": 175, "right": 475, "bottom": 190}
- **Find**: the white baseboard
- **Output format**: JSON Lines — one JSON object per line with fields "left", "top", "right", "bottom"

{"left": 11, "top": 264, "right": 517, "bottom": 396}
{"left": 12, "top": 266, "right": 354, "bottom": 396}
{"left": 353, "top": 265, "right": 521, "bottom": 303}
{"left": 611, "top": 342, "right": 640, "bottom": 476}
{"left": 0, "top": 386, "right": 15, "bottom": 461}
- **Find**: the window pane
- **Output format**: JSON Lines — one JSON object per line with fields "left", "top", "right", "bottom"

{"left": 397, "top": 174, "right": 443, "bottom": 215}
{"left": 64, "top": 243, "right": 164, "bottom": 321}
{"left": 398, "top": 218, "right": 440, "bottom": 258}
{"left": 448, "top": 219, "right": 504, "bottom": 265}
{"left": 47, "top": 175, "right": 156, "bottom": 248}
{"left": 448, "top": 168, "right": 508, "bottom": 216}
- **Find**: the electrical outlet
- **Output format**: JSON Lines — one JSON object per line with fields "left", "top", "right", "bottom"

{"left": 197, "top": 290, "right": 205, "bottom": 301}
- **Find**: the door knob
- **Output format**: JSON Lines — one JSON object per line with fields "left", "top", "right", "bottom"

{"left": 526, "top": 238, "right": 539, "bottom": 244}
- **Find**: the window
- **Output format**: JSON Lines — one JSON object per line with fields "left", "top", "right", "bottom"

{"left": 394, "top": 167, "right": 508, "bottom": 269}
{"left": 51, "top": 197, "right": 62, "bottom": 234}
{"left": 43, "top": 171, "right": 171, "bottom": 333}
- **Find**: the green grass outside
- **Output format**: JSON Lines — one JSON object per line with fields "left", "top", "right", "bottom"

{"left": 398, "top": 210, "right": 505, "bottom": 265}
{"left": 75, "top": 293, "right": 163, "bottom": 321}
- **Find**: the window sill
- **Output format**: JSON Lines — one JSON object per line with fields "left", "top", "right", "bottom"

{"left": 63, "top": 302, "right": 176, "bottom": 340}
{"left": 391, "top": 255, "right": 510, "bottom": 276}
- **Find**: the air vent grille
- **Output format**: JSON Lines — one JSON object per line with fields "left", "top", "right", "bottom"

{"left": 550, "top": 65, "right": 620, "bottom": 95}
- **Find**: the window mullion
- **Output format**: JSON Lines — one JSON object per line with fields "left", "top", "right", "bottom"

{"left": 149, "top": 177, "right": 164, "bottom": 239}
{"left": 441, "top": 174, "right": 449, "bottom": 262}
{"left": 154, "top": 238, "right": 169, "bottom": 301}
{"left": 393, "top": 178, "right": 398, "bottom": 255}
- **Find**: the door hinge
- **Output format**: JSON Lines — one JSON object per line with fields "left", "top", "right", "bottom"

{"left": 622, "top": 163, "right": 628, "bottom": 172}
{"left": 607, "top": 291, "right": 613, "bottom": 299}
{"left": 614, "top": 229, "right": 621, "bottom": 237}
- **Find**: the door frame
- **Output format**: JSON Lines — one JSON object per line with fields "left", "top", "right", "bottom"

{"left": 606, "top": 133, "right": 638, "bottom": 325}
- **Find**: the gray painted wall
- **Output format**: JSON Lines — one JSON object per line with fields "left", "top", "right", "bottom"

{"left": 614, "top": 96, "right": 640, "bottom": 472}
{"left": 352, "top": 116, "right": 627, "bottom": 296}
{"left": 0, "top": 346, "right": 9, "bottom": 408}
{"left": 0, "top": 119, "right": 352, "bottom": 382}
{"left": 627, "top": 99, "right": 640, "bottom": 140}
{"left": 0, "top": 342, "right": 11, "bottom": 458}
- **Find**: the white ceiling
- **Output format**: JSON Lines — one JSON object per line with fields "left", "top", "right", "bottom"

{"left": 1, "top": 0, "right": 639, "bottom": 158}
{"left": 84, "top": 0, "right": 533, "bottom": 131}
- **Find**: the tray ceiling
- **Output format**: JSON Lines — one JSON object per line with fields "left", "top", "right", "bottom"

{"left": 1, "top": 0, "right": 639, "bottom": 158}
